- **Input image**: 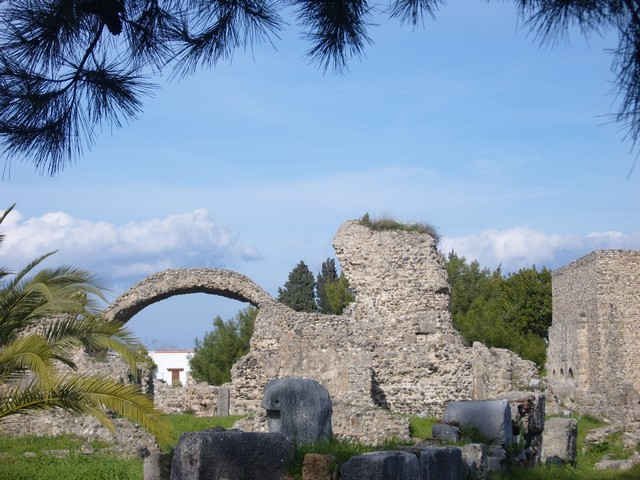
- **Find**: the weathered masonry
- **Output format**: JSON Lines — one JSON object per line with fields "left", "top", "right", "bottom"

{"left": 230, "top": 220, "right": 539, "bottom": 443}
{"left": 2, "top": 219, "right": 540, "bottom": 449}
{"left": 547, "top": 250, "right": 640, "bottom": 422}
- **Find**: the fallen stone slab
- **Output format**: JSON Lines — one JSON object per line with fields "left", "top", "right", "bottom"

{"left": 432, "top": 423, "right": 461, "bottom": 443}
{"left": 419, "top": 447, "right": 465, "bottom": 480}
{"left": 263, "top": 377, "right": 332, "bottom": 446}
{"left": 170, "top": 429, "right": 293, "bottom": 480}
{"left": 443, "top": 400, "right": 513, "bottom": 446}
{"left": 340, "top": 451, "right": 419, "bottom": 480}
{"left": 541, "top": 417, "right": 577, "bottom": 466}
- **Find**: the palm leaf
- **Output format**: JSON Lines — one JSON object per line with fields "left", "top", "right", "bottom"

{"left": 0, "top": 334, "right": 56, "bottom": 387}
{"left": 0, "top": 376, "right": 172, "bottom": 445}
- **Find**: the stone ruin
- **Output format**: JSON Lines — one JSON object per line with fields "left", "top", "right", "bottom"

{"left": 0, "top": 218, "right": 540, "bottom": 452}
{"left": 546, "top": 250, "right": 640, "bottom": 423}
{"left": 103, "top": 219, "right": 539, "bottom": 445}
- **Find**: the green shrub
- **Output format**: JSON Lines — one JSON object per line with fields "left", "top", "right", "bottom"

{"left": 359, "top": 213, "right": 440, "bottom": 242}
{"left": 409, "top": 416, "right": 438, "bottom": 439}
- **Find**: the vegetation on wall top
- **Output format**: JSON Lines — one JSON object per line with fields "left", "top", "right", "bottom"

{"left": 358, "top": 213, "right": 440, "bottom": 243}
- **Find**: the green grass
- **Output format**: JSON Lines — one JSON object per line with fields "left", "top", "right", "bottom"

{"left": 161, "top": 413, "right": 244, "bottom": 450}
{"left": 0, "top": 434, "right": 141, "bottom": 480}
{"left": 492, "top": 415, "right": 640, "bottom": 480}
{"left": 409, "top": 415, "right": 438, "bottom": 440}
{"left": 358, "top": 213, "right": 440, "bottom": 241}
{"left": 0, "top": 415, "right": 244, "bottom": 480}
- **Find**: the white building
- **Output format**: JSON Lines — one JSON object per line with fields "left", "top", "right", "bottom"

{"left": 149, "top": 349, "right": 193, "bottom": 386}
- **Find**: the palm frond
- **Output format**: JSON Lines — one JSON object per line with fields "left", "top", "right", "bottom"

{"left": 0, "top": 334, "right": 56, "bottom": 386}
{"left": 0, "top": 375, "right": 172, "bottom": 445}
{"left": 0, "top": 203, "right": 15, "bottom": 225}
{"left": 43, "top": 315, "right": 147, "bottom": 374}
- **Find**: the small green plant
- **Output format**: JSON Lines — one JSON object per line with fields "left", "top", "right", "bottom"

{"left": 358, "top": 213, "right": 440, "bottom": 242}
{"left": 160, "top": 414, "right": 244, "bottom": 451}
{"left": 409, "top": 416, "right": 438, "bottom": 440}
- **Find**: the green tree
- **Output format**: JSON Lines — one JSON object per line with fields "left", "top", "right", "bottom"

{"left": 0, "top": 204, "right": 170, "bottom": 444}
{"left": 323, "top": 273, "right": 354, "bottom": 315}
{"left": 2, "top": 1, "right": 640, "bottom": 174}
{"left": 190, "top": 306, "right": 257, "bottom": 385}
{"left": 316, "top": 258, "right": 338, "bottom": 314}
{"left": 278, "top": 261, "right": 317, "bottom": 312}
{"left": 445, "top": 251, "right": 551, "bottom": 368}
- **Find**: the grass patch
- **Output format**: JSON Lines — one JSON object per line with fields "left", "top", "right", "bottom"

{"left": 409, "top": 416, "right": 438, "bottom": 440}
{"left": 490, "top": 464, "right": 640, "bottom": 480}
{"left": 493, "top": 415, "right": 640, "bottom": 480}
{"left": 161, "top": 413, "right": 244, "bottom": 450}
{"left": 287, "top": 437, "right": 412, "bottom": 480}
{"left": 359, "top": 213, "right": 439, "bottom": 242}
{"left": 0, "top": 435, "right": 141, "bottom": 480}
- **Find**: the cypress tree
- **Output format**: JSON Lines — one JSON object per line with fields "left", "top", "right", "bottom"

{"left": 316, "top": 258, "right": 339, "bottom": 314}
{"left": 278, "top": 261, "right": 317, "bottom": 312}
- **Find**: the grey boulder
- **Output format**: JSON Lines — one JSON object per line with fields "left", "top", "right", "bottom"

{"left": 340, "top": 451, "right": 420, "bottom": 480}
{"left": 541, "top": 417, "right": 577, "bottom": 466}
{"left": 419, "top": 447, "right": 466, "bottom": 480}
{"left": 170, "top": 429, "right": 293, "bottom": 480}
{"left": 262, "top": 377, "right": 332, "bottom": 446}
{"left": 432, "top": 423, "right": 461, "bottom": 443}
{"left": 443, "top": 400, "right": 513, "bottom": 446}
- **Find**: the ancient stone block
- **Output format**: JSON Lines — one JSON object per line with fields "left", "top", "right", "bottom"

{"left": 340, "top": 451, "right": 419, "bottom": 480}
{"left": 432, "top": 423, "right": 460, "bottom": 443}
{"left": 262, "top": 377, "right": 332, "bottom": 446}
{"left": 443, "top": 400, "right": 513, "bottom": 446}
{"left": 302, "top": 453, "right": 335, "bottom": 480}
{"left": 461, "top": 443, "right": 487, "bottom": 480}
{"left": 216, "top": 386, "right": 230, "bottom": 417}
{"left": 541, "top": 417, "right": 577, "bottom": 466}
{"left": 143, "top": 450, "right": 172, "bottom": 480}
{"left": 170, "top": 429, "right": 293, "bottom": 480}
{"left": 486, "top": 446, "right": 506, "bottom": 472}
{"left": 419, "top": 447, "right": 465, "bottom": 480}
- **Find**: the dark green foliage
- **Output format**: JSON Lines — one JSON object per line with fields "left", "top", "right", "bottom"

{"left": 278, "top": 261, "right": 317, "bottom": 312}
{"left": 316, "top": 258, "right": 354, "bottom": 315}
{"left": 359, "top": 213, "right": 439, "bottom": 243}
{"left": 4, "top": 1, "right": 640, "bottom": 173}
{"left": 316, "top": 258, "right": 338, "bottom": 314}
{"left": 323, "top": 273, "right": 354, "bottom": 315}
{"left": 446, "top": 251, "right": 551, "bottom": 368}
{"left": 189, "top": 307, "right": 257, "bottom": 385}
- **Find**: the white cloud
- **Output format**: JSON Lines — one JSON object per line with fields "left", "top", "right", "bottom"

{"left": 441, "top": 228, "right": 640, "bottom": 271}
{"left": 0, "top": 209, "right": 260, "bottom": 282}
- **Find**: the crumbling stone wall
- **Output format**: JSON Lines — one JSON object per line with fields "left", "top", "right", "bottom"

{"left": 154, "top": 381, "right": 221, "bottom": 416}
{"left": 8, "top": 220, "right": 539, "bottom": 447}
{"left": 547, "top": 250, "right": 640, "bottom": 422}
{"left": 230, "top": 220, "right": 539, "bottom": 443}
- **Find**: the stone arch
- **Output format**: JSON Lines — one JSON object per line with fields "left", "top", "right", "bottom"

{"left": 104, "top": 268, "right": 275, "bottom": 324}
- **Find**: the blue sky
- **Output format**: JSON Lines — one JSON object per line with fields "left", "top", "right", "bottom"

{"left": 1, "top": 2, "right": 638, "bottom": 348}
